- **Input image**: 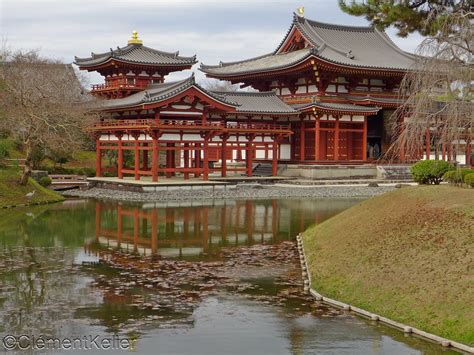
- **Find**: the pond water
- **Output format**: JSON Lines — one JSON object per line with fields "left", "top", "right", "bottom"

{"left": 0, "top": 198, "right": 457, "bottom": 354}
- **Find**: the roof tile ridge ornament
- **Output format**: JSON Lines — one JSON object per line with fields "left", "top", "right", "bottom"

{"left": 143, "top": 90, "right": 151, "bottom": 101}
{"left": 128, "top": 30, "right": 143, "bottom": 45}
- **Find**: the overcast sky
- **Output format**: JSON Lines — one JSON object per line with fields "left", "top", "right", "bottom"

{"left": 1, "top": 0, "right": 424, "bottom": 87}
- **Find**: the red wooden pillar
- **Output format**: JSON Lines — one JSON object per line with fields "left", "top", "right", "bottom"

{"left": 95, "top": 137, "right": 102, "bottom": 177}
{"left": 117, "top": 136, "right": 123, "bottom": 179}
{"left": 425, "top": 129, "right": 431, "bottom": 160}
{"left": 183, "top": 143, "right": 190, "bottom": 180}
{"left": 290, "top": 123, "right": 295, "bottom": 160}
{"left": 221, "top": 136, "right": 228, "bottom": 177}
{"left": 203, "top": 136, "right": 210, "bottom": 181}
{"left": 272, "top": 141, "right": 278, "bottom": 176}
{"left": 299, "top": 121, "right": 305, "bottom": 161}
{"left": 334, "top": 118, "right": 340, "bottom": 161}
{"left": 142, "top": 144, "right": 149, "bottom": 170}
{"left": 166, "top": 143, "right": 173, "bottom": 178}
{"left": 466, "top": 139, "right": 471, "bottom": 166}
{"left": 170, "top": 148, "right": 176, "bottom": 177}
{"left": 246, "top": 139, "right": 254, "bottom": 177}
{"left": 195, "top": 144, "right": 201, "bottom": 178}
{"left": 314, "top": 118, "right": 320, "bottom": 161}
{"left": 362, "top": 117, "right": 368, "bottom": 162}
{"left": 151, "top": 135, "right": 159, "bottom": 182}
{"left": 134, "top": 137, "right": 140, "bottom": 180}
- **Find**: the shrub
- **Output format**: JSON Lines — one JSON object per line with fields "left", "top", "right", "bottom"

{"left": 443, "top": 168, "right": 474, "bottom": 185}
{"left": 410, "top": 160, "right": 453, "bottom": 185}
{"left": 38, "top": 176, "right": 52, "bottom": 187}
{"left": 464, "top": 173, "right": 474, "bottom": 188}
{"left": 0, "top": 138, "right": 15, "bottom": 161}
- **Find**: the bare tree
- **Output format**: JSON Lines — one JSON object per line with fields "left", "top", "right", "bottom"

{"left": 387, "top": 11, "right": 473, "bottom": 163}
{"left": 201, "top": 78, "right": 241, "bottom": 92}
{"left": 0, "top": 49, "right": 97, "bottom": 184}
{"left": 201, "top": 78, "right": 258, "bottom": 93}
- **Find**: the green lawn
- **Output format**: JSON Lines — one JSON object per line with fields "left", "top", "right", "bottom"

{"left": 0, "top": 168, "right": 64, "bottom": 208}
{"left": 303, "top": 185, "right": 474, "bottom": 346}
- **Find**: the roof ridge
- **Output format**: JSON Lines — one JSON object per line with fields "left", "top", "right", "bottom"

{"left": 201, "top": 48, "right": 312, "bottom": 71}
{"left": 303, "top": 16, "right": 376, "bottom": 32}
{"left": 140, "top": 45, "right": 197, "bottom": 61}
{"left": 201, "top": 52, "right": 274, "bottom": 69}
{"left": 211, "top": 90, "right": 276, "bottom": 96}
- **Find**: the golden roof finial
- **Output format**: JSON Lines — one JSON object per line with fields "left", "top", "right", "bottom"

{"left": 297, "top": 6, "right": 305, "bottom": 17}
{"left": 128, "top": 30, "right": 143, "bottom": 45}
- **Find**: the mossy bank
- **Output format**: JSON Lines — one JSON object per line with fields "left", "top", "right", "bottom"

{"left": 0, "top": 169, "right": 64, "bottom": 208}
{"left": 303, "top": 185, "right": 473, "bottom": 346}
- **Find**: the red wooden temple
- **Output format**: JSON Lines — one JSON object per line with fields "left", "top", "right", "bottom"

{"left": 75, "top": 14, "right": 471, "bottom": 181}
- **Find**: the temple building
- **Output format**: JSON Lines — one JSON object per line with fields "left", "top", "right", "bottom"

{"left": 76, "top": 13, "right": 427, "bottom": 182}
{"left": 201, "top": 13, "right": 417, "bottom": 163}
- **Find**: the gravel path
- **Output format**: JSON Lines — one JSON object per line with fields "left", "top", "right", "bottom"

{"left": 62, "top": 184, "right": 394, "bottom": 202}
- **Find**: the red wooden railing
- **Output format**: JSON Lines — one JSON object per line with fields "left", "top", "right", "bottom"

{"left": 91, "top": 78, "right": 150, "bottom": 92}
{"left": 92, "top": 119, "right": 292, "bottom": 133}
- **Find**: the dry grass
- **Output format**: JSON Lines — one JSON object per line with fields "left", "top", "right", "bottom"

{"left": 303, "top": 185, "right": 474, "bottom": 346}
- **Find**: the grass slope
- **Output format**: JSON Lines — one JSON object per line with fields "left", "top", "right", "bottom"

{"left": 0, "top": 169, "right": 64, "bottom": 208}
{"left": 303, "top": 185, "right": 474, "bottom": 346}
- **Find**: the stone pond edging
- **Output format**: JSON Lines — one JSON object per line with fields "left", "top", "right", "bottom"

{"left": 295, "top": 233, "right": 474, "bottom": 354}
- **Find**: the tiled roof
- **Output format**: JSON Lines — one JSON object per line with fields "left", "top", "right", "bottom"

{"left": 212, "top": 91, "right": 298, "bottom": 114}
{"left": 75, "top": 43, "right": 197, "bottom": 67}
{"left": 201, "top": 13, "right": 416, "bottom": 77}
{"left": 200, "top": 48, "right": 314, "bottom": 77}
{"left": 290, "top": 15, "right": 416, "bottom": 70}
{"left": 100, "top": 75, "right": 233, "bottom": 110}
{"left": 292, "top": 101, "right": 380, "bottom": 114}
{"left": 99, "top": 76, "right": 299, "bottom": 114}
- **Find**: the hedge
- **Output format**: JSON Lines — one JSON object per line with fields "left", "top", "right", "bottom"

{"left": 410, "top": 160, "right": 453, "bottom": 185}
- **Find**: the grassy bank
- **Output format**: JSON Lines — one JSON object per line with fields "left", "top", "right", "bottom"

{"left": 0, "top": 169, "right": 64, "bottom": 208}
{"left": 303, "top": 185, "right": 474, "bottom": 346}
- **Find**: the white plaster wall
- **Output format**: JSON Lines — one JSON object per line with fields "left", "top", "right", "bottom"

{"left": 280, "top": 144, "right": 291, "bottom": 160}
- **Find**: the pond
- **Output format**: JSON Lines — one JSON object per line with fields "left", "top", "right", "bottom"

{"left": 0, "top": 198, "right": 457, "bottom": 354}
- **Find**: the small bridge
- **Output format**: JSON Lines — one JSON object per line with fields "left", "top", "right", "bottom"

{"left": 50, "top": 174, "right": 89, "bottom": 191}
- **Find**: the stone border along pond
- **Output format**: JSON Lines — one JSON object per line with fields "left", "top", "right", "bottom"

{"left": 62, "top": 184, "right": 395, "bottom": 202}
{"left": 295, "top": 234, "right": 474, "bottom": 354}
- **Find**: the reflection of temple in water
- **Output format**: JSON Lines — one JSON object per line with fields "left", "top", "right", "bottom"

{"left": 90, "top": 199, "right": 355, "bottom": 258}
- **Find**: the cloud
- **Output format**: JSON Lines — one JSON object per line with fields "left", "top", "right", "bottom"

{"left": 2, "top": 0, "right": 424, "bottom": 86}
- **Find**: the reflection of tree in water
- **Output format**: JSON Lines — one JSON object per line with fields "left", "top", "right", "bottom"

{"left": 0, "top": 204, "right": 100, "bottom": 337}
{"left": 0, "top": 245, "right": 99, "bottom": 336}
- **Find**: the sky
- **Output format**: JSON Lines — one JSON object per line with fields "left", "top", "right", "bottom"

{"left": 0, "top": 0, "right": 424, "bottom": 87}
